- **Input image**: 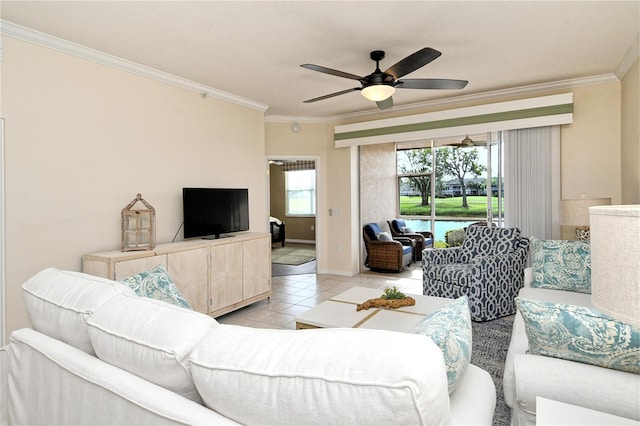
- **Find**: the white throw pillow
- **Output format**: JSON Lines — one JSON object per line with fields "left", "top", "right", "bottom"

{"left": 22, "top": 268, "right": 135, "bottom": 354}
{"left": 190, "top": 325, "right": 450, "bottom": 425}
{"left": 376, "top": 231, "right": 393, "bottom": 241}
{"left": 87, "top": 294, "right": 217, "bottom": 403}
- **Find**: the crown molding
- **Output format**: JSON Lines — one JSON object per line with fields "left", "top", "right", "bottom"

{"left": 0, "top": 20, "right": 269, "bottom": 112}
{"left": 616, "top": 34, "right": 640, "bottom": 79}
{"left": 270, "top": 74, "right": 617, "bottom": 124}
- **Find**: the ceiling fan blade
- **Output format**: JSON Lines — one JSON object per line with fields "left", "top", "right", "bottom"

{"left": 396, "top": 78, "right": 468, "bottom": 90}
{"left": 303, "top": 87, "right": 360, "bottom": 103}
{"left": 384, "top": 47, "right": 441, "bottom": 80}
{"left": 376, "top": 96, "right": 394, "bottom": 110}
{"left": 300, "top": 64, "right": 364, "bottom": 81}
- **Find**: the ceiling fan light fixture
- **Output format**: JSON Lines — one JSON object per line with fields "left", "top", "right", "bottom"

{"left": 361, "top": 84, "right": 395, "bottom": 102}
{"left": 460, "top": 135, "right": 474, "bottom": 147}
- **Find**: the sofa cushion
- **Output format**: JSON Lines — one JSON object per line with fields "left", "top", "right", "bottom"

{"left": 530, "top": 238, "right": 591, "bottom": 293}
{"left": 459, "top": 226, "right": 520, "bottom": 262}
{"left": 87, "top": 294, "right": 217, "bottom": 403}
{"left": 515, "top": 298, "right": 640, "bottom": 374}
{"left": 119, "top": 264, "right": 192, "bottom": 309}
{"left": 411, "top": 296, "right": 472, "bottom": 393}
{"left": 22, "top": 268, "right": 135, "bottom": 355}
{"left": 190, "top": 325, "right": 450, "bottom": 425}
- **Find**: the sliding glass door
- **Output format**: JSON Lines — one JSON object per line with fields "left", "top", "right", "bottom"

{"left": 396, "top": 132, "right": 505, "bottom": 245}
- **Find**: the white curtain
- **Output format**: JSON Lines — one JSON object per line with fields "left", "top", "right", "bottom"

{"left": 504, "top": 126, "right": 560, "bottom": 239}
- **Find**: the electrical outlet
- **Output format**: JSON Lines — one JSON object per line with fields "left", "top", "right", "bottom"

{"left": 311, "top": 225, "right": 314, "bottom": 231}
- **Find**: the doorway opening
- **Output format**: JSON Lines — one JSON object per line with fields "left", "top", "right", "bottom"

{"left": 267, "top": 158, "right": 317, "bottom": 276}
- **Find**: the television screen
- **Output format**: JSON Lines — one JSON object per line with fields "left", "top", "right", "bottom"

{"left": 182, "top": 188, "right": 249, "bottom": 239}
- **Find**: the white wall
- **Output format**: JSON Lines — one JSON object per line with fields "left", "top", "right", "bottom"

{"left": 1, "top": 36, "right": 267, "bottom": 338}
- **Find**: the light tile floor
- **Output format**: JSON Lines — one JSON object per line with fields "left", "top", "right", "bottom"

{"left": 216, "top": 263, "right": 424, "bottom": 330}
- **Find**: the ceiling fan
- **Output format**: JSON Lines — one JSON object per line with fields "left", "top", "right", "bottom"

{"left": 301, "top": 47, "right": 468, "bottom": 110}
{"left": 445, "top": 135, "right": 490, "bottom": 148}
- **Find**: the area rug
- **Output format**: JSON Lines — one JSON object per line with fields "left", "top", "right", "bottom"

{"left": 271, "top": 247, "right": 316, "bottom": 266}
{"left": 471, "top": 316, "right": 514, "bottom": 426}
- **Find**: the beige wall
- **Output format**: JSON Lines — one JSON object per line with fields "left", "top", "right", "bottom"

{"left": 1, "top": 37, "right": 267, "bottom": 337}
{"left": 561, "top": 83, "right": 622, "bottom": 202}
{"left": 621, "top": 58, "right": 640, "bottom": 204}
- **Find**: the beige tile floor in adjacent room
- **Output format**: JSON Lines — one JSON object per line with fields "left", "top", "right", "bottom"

{"left": 215, "top": 263, "right": 424, "bottom": 330}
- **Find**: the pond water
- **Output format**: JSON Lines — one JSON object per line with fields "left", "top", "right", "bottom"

{"left": 404, "top": 219, "right": 475, "bottom": 243}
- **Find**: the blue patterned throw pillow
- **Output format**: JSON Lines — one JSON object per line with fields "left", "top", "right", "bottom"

{"left": 120, "top": 265, "right": 192, "bottom": 310}
{"left": 411, "top": 296, "right": 472, "bottom": 393}
{"left": 516, "top": 298, "right": 639, "bottom": 374}
{"left": 530, "top": 238, "right": 591, "bottom": 293}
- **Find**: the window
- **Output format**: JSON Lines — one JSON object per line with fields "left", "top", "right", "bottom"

{"left": 285, "top": 169, "right": 316, "bottom": 216}
{"left": 396, "top": 135, "right": 504, "bottom": 244}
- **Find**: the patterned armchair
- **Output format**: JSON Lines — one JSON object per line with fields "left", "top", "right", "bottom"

{"left": 363, "top": 223, "right": 414, "bottom": 272}
{"left": 387, "top": 219, "right": 434, "bottom": 261}
{"left": 422, "top": 226, "right": 530, "bottom": 321}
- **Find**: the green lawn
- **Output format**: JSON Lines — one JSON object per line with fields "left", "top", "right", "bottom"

{"left": 400, "top": 195, "right": 500, "bottom": 217}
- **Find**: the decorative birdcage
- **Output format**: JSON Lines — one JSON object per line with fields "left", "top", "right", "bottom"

{"left": 121, "top": 193, "right": 156, "bottom": 252}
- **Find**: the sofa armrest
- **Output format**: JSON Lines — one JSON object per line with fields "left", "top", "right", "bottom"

{"left": 1, "top": 346, "right": 7, "bottom": 426}
{"left": 512, "top": 354, "right": 640, "bottom": 424}
{"left": 5, "top": 329, "right": 240, "bottom": 425}
{"left": 524, "top": 267, "right": 532, "bottom": 287}
{"left": 392, "top": 236, "right": 415, "bottom": 247}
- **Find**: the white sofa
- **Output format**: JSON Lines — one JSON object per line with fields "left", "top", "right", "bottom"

{"left": 1, "top": 268, "right": 497, "bottom": 426}
{"left": 503, "top": 268, "right": 640, "bottom": 426}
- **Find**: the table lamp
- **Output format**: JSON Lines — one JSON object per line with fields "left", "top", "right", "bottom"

{"left": 561, "top": 196, "right": 611, "bottom": 240}
{"left": 590, "top": 205, "right": 640, "bottom": 327}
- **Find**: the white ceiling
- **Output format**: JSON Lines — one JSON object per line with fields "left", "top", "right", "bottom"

{"left": 1, "top": 1, "right": 638, "bottom": 119}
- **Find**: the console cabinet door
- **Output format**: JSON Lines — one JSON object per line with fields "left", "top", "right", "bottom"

{"left": 243, "top": 235, "right": 271, "bottom": 299}
{"left": 114, "top": 255, "right": 167, "bottom": 281}
{"left": 209, "top": 243, "right": 243, "bottom": 312}
{"left": 167, "top": 248, "right": 209, "bottom": 314}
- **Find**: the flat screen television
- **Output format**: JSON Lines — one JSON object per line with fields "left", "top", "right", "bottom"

{"left": 182, "top": 188, "right": 249, "bottom": 239}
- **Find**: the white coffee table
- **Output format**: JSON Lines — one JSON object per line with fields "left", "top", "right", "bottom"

{"left": 295, "top": 286, "right": 453, "bottom": 332}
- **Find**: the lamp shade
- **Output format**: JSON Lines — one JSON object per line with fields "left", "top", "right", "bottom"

{"left": 590, "top": 205, "right": 640, "bottom": 327}
{"left": 361, "top": 84, "right": 395, "bottom": 102}
{"left": 561, "top": 197, "right": 611, "bottom": 226}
